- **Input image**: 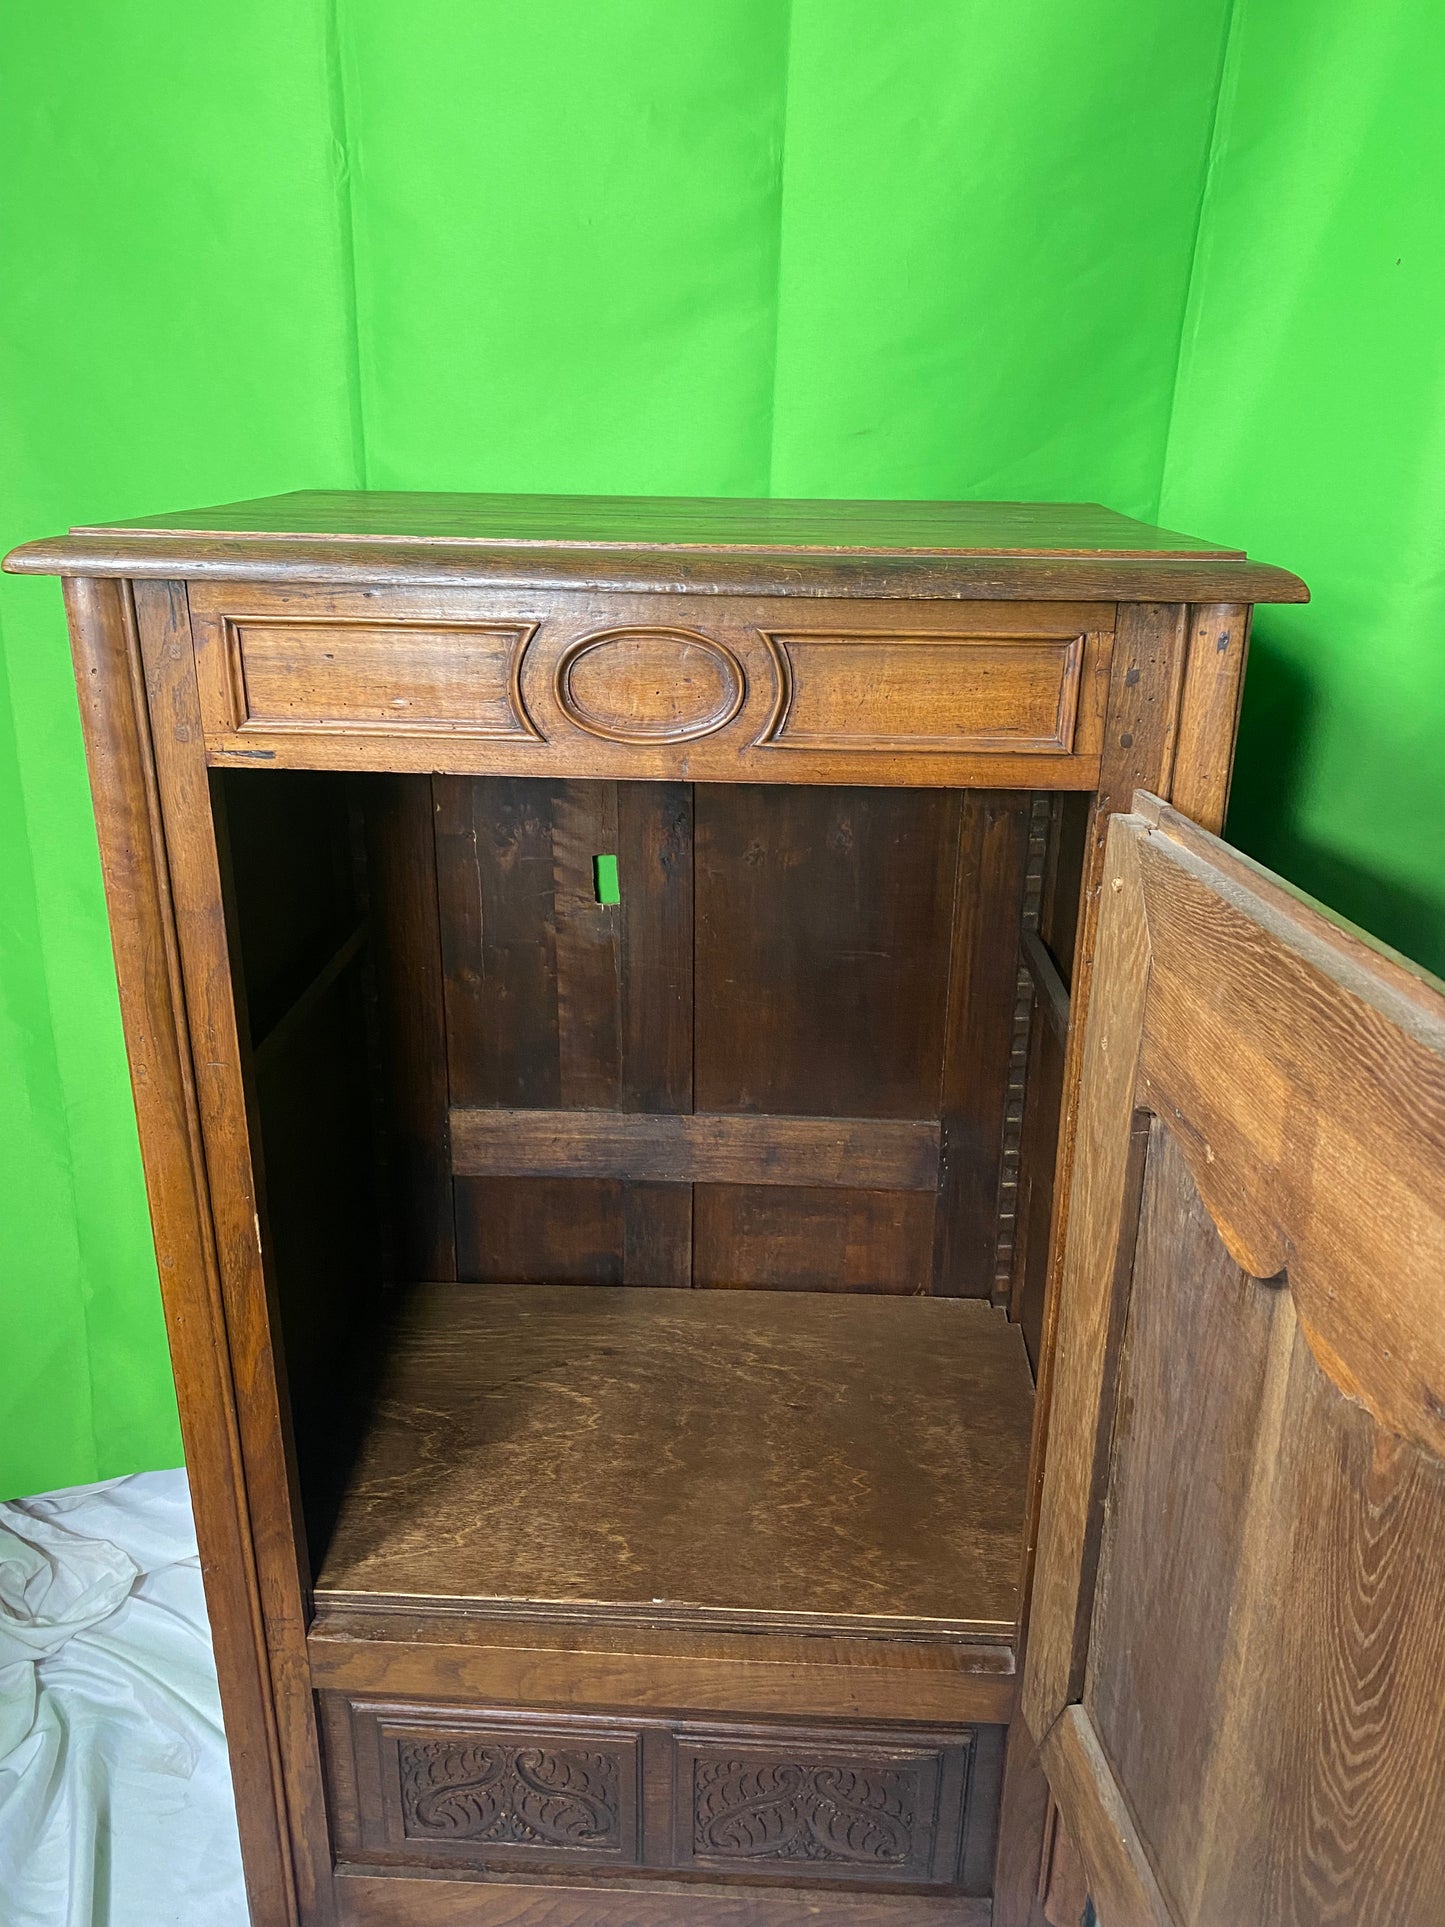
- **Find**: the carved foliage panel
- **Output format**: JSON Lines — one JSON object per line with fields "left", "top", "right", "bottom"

{"left": 350, "top": 1705, "right": 641, "bottom": 1867}
{"left": 674, "top": 1729, "right": 970, "bottom": 1885}
{"left": 328, "top": 1698, "right": 985, "bottom": 1888}
{"left": 399, "top": 1737, "right": 623, "bottom": 1851}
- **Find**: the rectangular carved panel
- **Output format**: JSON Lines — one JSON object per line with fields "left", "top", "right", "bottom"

{"left": 215, "top": 616, "right": 539, "bottom": 737}
{"left": 187, "top": 582, "right": 1112, "bottom": 782}
{"left": 759, "top": 630, "right": 1087, "bottom": 754}
{"left": 322, "top": 1698, "right": 996, "bottom": 1892}
{"left": 669, "top": 1726, "right": 975, "bottom": 1887}
{"left": 330, "top": 1701, "right": 642, "bottom": 1870}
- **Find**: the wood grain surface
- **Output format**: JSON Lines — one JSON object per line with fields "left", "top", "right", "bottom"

{"left": 432, "top": 777, "right": 1031, "bottom": 1295}
{"left": 5, "top": 492, "right": 1308, "bottom": 604}
{"left": 31, "top": 488, "right": 1301, "bottom": 1926}
{"left": 448, "top": 1109, "right": 941, "bottom": 1189}
{"left": 307, "top": 1608, "right": 1017, "bottom": 1728}
{"left": 314, "top": 1283, "right": 1034, "bottom": 1639}
{"left": 173, "top": 582, "right": 1117, "bottom": 786}
{"left": 87, "top": 489, "right": 1245, "bottom": 551}
{"left": 333, "top": 1867, "right": 994, "bottom": 1926}
{"left": 1025, "top": 797, "right": 1445, "bottom": 1927}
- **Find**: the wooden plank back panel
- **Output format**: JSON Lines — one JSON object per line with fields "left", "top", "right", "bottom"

{"left": 433, "top": 778, "right": 1033, "bottom": 1295}
{"left": 436, "top": 776, "right": 694, "bottom": 1286}
{"left": 692, "top": 1187, "right": 937, "bottom": 1294}
{"left": 695, "top": 784, "right": 969, "bottom": 1294}
{"left": 435, "top": 776, "right": 565, "bottom": 1109}
{"left": 693, "top": 786, "right": 958, "bottom": 1120}
{"left": 1025, "top": 797, "right": 1445, "bottom": 1927}
{"left": 455, "top": 1176, "right": 624, "bottom": 1286}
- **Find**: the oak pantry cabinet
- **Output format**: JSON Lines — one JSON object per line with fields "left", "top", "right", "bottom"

{"left": 12, "top": 495, "right": 1445, "bottom": 1927}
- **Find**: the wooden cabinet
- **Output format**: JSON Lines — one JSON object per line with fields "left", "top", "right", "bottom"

{"left": 10, "top": 494, "right": 1442, "bottom": 1927}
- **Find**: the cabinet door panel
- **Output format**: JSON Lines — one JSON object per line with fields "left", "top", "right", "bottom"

{"left": 1024, "top": 796, "right": 1445, "bottom": 1927}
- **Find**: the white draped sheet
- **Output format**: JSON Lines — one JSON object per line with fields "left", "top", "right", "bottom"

{"left": 0, "top": 1471, "right": 247, "bottom": 1927}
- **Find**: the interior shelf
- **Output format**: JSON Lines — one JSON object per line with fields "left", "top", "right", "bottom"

{"left": 313, "top": 1283, "right": 1035, "bottom": 1642}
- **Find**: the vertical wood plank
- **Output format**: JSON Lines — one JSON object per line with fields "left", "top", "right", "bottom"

{"left": 58, "top": 577, "right": 302, "bottom": 1926}
{"left": 551, "top": 780, "right": 623, "bottom": 1108}
{"left": 436, "top": 777, "right": 697, "bottom": 1286}
{"left": 692, "top": 1187, "right": 935, "bottom": 1291}
{"left": 435, "top": 775, "right": 561, "bottom": 1109}
{"left": 364, "top": 776, "right": 455, "bottom": 1282}
{"left": 618, "top": 781, "right": 693, "bottom": 1114}
{"left": 454, "top": 1175, "right": 624, "bottom": 1284}
{"left": 1170, "top": 603, "right": 1251, "bottom": 833}
{"left": 695, "top": 785, "right": 957, "bottom": 1120}
{"left": 618, "top": 781, "right": 694, "bottom": 1285}
{"left": 695, "top": 784, "right": 959, "bottom": 1293}
{"left": 623, "top": 1185, "right": 694, "bottom": 1288}
{"left": 126, "top": 578, "right": 333, "bottom": 1924}
{"left": 933, "top": 793, "right": 1033, "bottom": 1297}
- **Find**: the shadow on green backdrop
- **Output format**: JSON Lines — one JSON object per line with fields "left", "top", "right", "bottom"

{"left": 0, "top": 0, "right": 1438, "bottom": 1496}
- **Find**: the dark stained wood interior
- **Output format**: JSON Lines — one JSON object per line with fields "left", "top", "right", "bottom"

{"left": 314, "top": 1282, "right": 1034, "bottom": 1637}
{"left": 403, "top": 776, "right": 1047, "bottom": 1296}
{"left": 219, "top": 765, "right": 1066, "bottom": 1602}
{"left": 218, "top": 768, "right": 388, "bottom": 1553}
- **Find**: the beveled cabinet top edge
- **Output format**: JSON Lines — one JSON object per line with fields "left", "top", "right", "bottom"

{"left": 4, "top": 535, "right": 1309, "bottom": 605}
{"left": 4, "top": 490, "right": 1309, "bottom": 602}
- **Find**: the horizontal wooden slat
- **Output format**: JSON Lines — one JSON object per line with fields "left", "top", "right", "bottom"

{"left": 334, "top": 1868, "right": 995, "bottom": 1926}
{"left": 308, "top": 1608, "right": 1017, "bottom": 1727}
{"left": 449, "top": 1108, "right": 941, "bottom": 1189}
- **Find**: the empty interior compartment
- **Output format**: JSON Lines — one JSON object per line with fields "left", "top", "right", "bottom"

{"left": 218, "top": 771, "right": 1086, "bottom": 1636}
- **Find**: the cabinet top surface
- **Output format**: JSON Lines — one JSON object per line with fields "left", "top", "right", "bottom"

{"left": 91, "top": 490, "right": 1235, "bottom": 555}
{"left": 5, "top": 489, "right": 1308, "bottom": 601}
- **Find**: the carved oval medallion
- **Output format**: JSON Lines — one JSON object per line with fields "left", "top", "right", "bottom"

{"left": 556, "top": 628, "right": 745, "bottom": 743}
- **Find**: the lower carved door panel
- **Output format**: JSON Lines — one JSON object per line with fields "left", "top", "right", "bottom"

{"left": 319, "top": 1697, "right": 1002, "bottom": 1897}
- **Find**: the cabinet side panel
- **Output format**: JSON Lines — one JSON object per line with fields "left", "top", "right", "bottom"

{"left": 128, "top": 578, "right": 333, "bottom": 1923}
{"left": 219, "top": 768, "right": 390, "bottom": 1560}
{"left": 59, "top": 576, "right": 310, "bottom": 1925}
{"left": 363, "top": 775, "right": 455, "bottom": 1284}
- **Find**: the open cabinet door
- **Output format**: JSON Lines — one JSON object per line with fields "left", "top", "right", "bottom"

{"left": 1021, "top": 794, "right": 1445, "bottom": 1927}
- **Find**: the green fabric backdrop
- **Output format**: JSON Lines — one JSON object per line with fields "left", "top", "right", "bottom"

{"left": 0, "top": 0, "right": 1438, "bottom": 1497}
